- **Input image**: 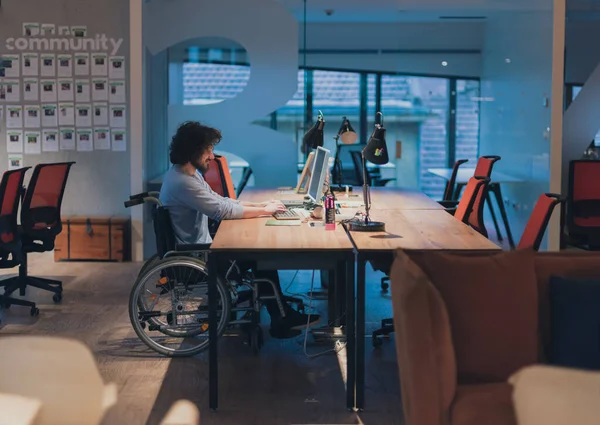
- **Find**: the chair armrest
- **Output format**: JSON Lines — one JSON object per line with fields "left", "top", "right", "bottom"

{"left": 175, "top": 244, "right": 211, "bottom": 252}
{"left": 438, "top": 200, "right": 459, "bottom": 208}
{"left": 390, "top": 252, "right": 457, "bottom": 425}
{"left": 444, "top": 207, "right": 457, "bottom": 216}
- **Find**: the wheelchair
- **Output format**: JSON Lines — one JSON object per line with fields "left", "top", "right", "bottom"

{"left": 124, "top": 192, "right": 304, "bottom": 357}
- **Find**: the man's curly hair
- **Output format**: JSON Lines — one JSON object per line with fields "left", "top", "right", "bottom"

{"left": 169, "top": 121, "right": 222, "bottom": 165}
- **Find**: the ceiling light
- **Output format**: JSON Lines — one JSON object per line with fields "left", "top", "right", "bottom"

{"left": 505, "top": 58, "right": 511, "bottom": 63}
{"left": 441, "top": 61, "right": 448, "bottom": 67}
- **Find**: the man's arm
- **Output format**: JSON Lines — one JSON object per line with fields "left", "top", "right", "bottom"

{"left": 177, "top": 175, "right": 284, "bottom": 220}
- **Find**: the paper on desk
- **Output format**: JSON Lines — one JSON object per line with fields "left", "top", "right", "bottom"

{"left": 265, "top": 219, "right": 302, "bottom": 226}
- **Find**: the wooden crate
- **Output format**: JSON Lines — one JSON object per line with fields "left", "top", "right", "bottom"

{"left": 54, "top": 216, "right": 130, "bottom": 262}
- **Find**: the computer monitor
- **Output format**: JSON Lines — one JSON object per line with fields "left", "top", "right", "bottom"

{"left": 307, "top": 146, "right": 330, "bottom": 203}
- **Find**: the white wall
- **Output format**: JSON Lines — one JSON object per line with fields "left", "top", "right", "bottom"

{"left": 479, "top": 11, "right": 555, "bottom": 245}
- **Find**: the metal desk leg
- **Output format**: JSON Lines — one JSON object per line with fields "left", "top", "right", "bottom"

{"left": 345, "top": 254, "right": 356, "bottom": 410}
{"left": 491, "top": 183, "right": 515, "bottom": 248}
{"left": 329, "top": 262, "right": 345, "bottom": 327}
{"left": 355, "top": 253, "right": 366, "bottom": 411}
{"left": 208, "top": 252, "right": 219, "bottom": 411}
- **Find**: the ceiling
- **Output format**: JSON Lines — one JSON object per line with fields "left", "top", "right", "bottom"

{"left": 276, "top": 0, "right": 600, "bottom": 22}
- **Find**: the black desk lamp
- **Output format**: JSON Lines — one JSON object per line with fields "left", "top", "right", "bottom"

{"left": 348, "top": 112, "right": 388, "bottom": 232}
{"left": 302, "top": 110, "right": 325, "bottom": 154}
{"left": 332, "top": 116, "right": 357, "bottom": 192}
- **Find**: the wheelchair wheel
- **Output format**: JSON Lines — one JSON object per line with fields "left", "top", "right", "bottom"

{"left": 129, "top": 256, "right": 231, "bottom": 357}
{"left": 137, "top": 253, "right": 161, "bottom": 278}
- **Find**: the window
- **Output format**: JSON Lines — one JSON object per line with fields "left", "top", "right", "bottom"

{"left": 380, "top": 75, "right": 449, "bottom": 198}
{"left": 273, "top": 70, "right": 306, "bottom": 162}
{"left": 312, "top": 70, "right": 361, "bottom": 155}
{"left": 179, "top": 57, "right": 481, "bottom": 197}
{"left": 455, "top": 79, "right": 480, "bottom": 164}
{"left": 182, "top": 63, "right": 249, "bottom": 105}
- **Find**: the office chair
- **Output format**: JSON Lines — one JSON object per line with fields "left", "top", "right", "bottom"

{"left": 566, "top": 160, "right": 600, "bottom": 249}
{"left": 1, "top": 162, "right": 74, "bottom": 304}
{"left": 204, "top": 154, "right": 236, "bottom": 199}
{"left": 0, "top": 167, "right": 39, "bottom": 319}
{"left": 373, "top": 176, "right": 489, "bottom": 346}
{"left": 333, "top": 144, "right": 363, "bottom": 186}
{"left": 439, "top": 159, "right": 469, "bottom": 203}
{"left": 350, "top": 150, "right": 395, "bottom": 187}
{"left": 518, "top": 193, "right": 563, "bottom": 250}
{"left": 236, "top": 167, "right": 253, "bottom": 198}
{"left": 203, "top": 155, "right": 236, "bottom": 236}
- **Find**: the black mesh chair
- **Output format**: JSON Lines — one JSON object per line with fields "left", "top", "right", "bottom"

{"left": 0, "top": 167, "right": 40, "bottom": 319}
{"left": 1, "top": 162, "right": 75, "bottom": 304}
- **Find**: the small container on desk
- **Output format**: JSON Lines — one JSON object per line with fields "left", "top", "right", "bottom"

{"left": 54, "top": 216, "right": 130, "bottom": 262}
{"left": 324, "top": 193, "right": 336, "bottom": 231}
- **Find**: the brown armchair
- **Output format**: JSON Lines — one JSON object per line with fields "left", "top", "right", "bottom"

{"left": 389, "top": 248, "right": 600, "bottom": 425}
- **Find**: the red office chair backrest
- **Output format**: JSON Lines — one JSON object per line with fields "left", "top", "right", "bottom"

{"left": 0, "top": 167, "right": 30, "bottom": 245}
{"left": 454, "top": 176, "right": 488, "bottom": 224}
{"left": 568, "top": 160, "right": 600, "bottom": 227}
{"left": 21, "top": 162, "right": 75, "bottom": 237}
{"left": 443, "top": 159, "right": 469, "bottom": 200}
{"left": 474, "top": 155, "right": 501, "bottom": 178}
{"left": 204, "top": 155, "right": 236, "bottom": 200}
{"left": 518, "top": 193, "right": 562, "bottom": 251}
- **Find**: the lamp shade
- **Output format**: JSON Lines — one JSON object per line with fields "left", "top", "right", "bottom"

{"left": 338, "top": 117, "right": 358, "bottom": 144}
{"left": 363, "top": 125, "right": 389, "bottom": 165}
{"left": 301, "top": 114, "right": 325, "bottom": 153}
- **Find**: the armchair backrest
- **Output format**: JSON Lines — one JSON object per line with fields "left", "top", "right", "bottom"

{"left": 0, "top": 167, "right": 30, "bottom": 247}
{"left": 21, "top": 162, "right": 75, "bottom": 238}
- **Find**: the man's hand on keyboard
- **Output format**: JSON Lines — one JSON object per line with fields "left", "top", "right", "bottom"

{"left": 263, "top": 202, "right": 287, "bottom": 214}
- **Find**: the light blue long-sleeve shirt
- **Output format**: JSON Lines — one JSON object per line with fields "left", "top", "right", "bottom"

{"left": 159, "top": 165, "right": 244, "bottom": 245}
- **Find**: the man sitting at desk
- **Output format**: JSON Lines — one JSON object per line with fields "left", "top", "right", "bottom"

{"left": 160, "top": 121, "right": 320, "bottom": 338}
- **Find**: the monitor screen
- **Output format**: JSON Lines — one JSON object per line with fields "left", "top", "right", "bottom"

{"left": 307, "top": 146, "right": 330, "bottom": 202}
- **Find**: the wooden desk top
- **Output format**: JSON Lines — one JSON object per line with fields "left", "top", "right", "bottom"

{"left": 428, "top": 168, "right": 523, "bottom": 184}
{"left": 212, "top": 188, "right": 352, "bottom": 251}
{"left": 367, "top": 187, "right": 443, "bottom": 210}
{"left": 210, "top": 217, "right": 353, "bottom": 251}
{"left": 239, "top": 187, "right": 443, "bottom": 210}
{"left": 346, "top": 209, "right": 501, "bottom": 251}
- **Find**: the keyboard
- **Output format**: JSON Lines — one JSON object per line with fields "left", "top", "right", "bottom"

{"left": 273, "top": 208, "right": 311, "bottom": 220}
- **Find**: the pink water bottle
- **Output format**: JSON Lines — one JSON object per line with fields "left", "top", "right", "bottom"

{"left": 324, "top": 193, "right": 336, "bottom": 231}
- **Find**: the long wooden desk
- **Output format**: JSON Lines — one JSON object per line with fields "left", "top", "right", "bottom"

{"left": 207, "top": 189, "right": 356, "bottom": 411}
{"left": 206, "top": 187, "right": 499, "bottom": 412}
{"left": 245, "top": 186, "right": 443, "bottom": 210}
{"left": 345, "top": 209, "right": 500, "bottom": 410}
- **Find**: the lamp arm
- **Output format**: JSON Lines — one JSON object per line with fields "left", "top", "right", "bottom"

{"left": 362, "top": 152, "right": 371, "bottom": 224}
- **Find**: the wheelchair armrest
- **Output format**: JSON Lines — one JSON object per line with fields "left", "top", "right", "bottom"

{"left": 175, "top": 243, "right": 211, "bottom": 252}
{"left": 438, "top": 200, "right": 459, "bottom": 208}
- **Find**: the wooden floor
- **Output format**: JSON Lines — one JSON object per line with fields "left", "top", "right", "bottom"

{"left": 0, "top": 252, "right": 406, "bottom": 425}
